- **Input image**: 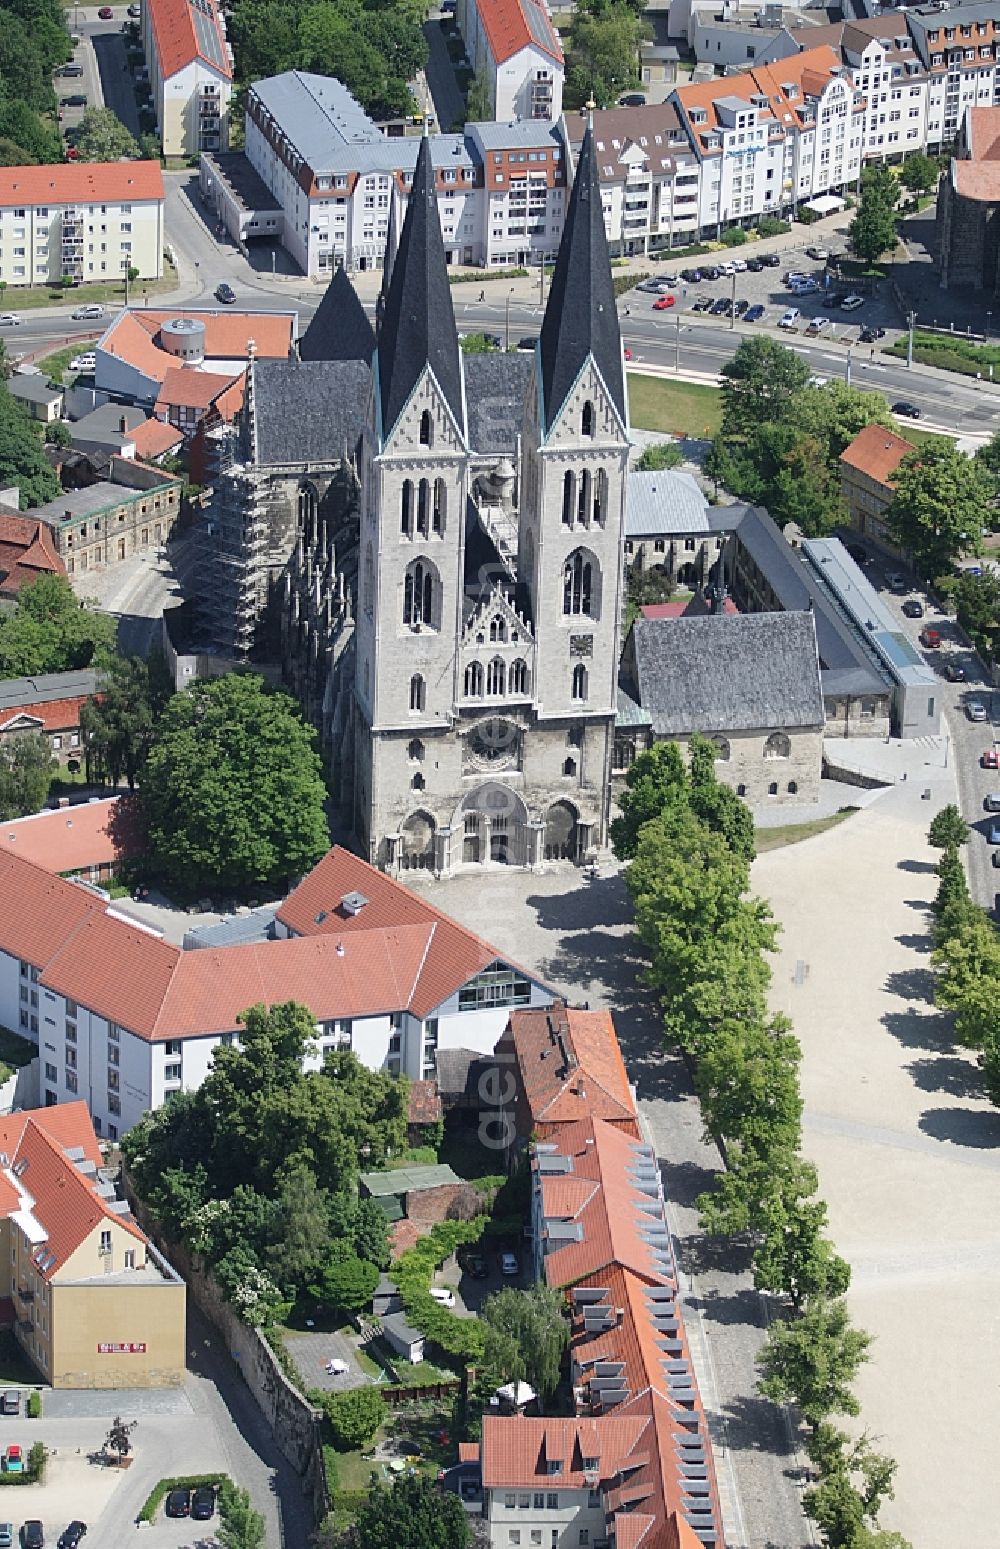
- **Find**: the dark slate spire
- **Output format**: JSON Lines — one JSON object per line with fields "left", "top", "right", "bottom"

{"left": 300, "top": 265, "right": 375, "bottom": 364}
{"left": 376, "top": 190, "right": 399, "bottom": 335}
{"left": 376, "top": 134, "right": 464, "bottom": 444}
{"left": 538, "top": 120, "right": 626, "bottom": 434}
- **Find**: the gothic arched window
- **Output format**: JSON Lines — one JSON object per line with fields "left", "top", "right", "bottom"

{"left": 509, "top": 658, "right": 528, "bottom": 695}
{"left": 563, "top": 550, "right": 595, "bottom": 617}
{"left": 577, "top": 469, "right": 590, "bottom": 526}
{"left": 764, "top": 732, "right": 791, "bottom": 760}
{"left": 572, "top": 663, "right": 588, "bottom": 701}
{"left": 419, "top": 409, "right": 432, "bottom": 446}
{"left": 581, "top": 401, "right": 595, "bottom": 438}
{"left": 489, "top": 615, "right": 507, "bottom": 643}
{"left": 594, "top": 468, "right": 608, "bottom": 526}
{"left": 297, "top": 480, "right": 318, "bottom": 537}
{"left": 486, "top": 656, "right": 505, "bottom": 696}
{"left": 562, "top": 470, "right": 574, "bottom": 527}
{"left": 403, "top": 559, "right": 437, "bottom": 629}
{"left": 433, "top": 478, "right": 446, "bottom": 535}
{"left": 417, "top": 479, "right": 429, "bottom": 536}
{"left": 409, "top": 674, "right": 425, "bottom": 712}
{"left": 401, "top": 480, "right": 413, "bottom": 537}
{"left": 464, "top": 661, "right": 484, "bottom": 697}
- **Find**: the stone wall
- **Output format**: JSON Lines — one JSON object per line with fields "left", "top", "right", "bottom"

{"left": 126, "top": 1185, "right": 329, "bottom": 1531}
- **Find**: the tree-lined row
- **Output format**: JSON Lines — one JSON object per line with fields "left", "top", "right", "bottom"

{"left": 613, "top": 739, "right": 911, "bottom": 1549}
{"left": 929, "top": 807, "right": 1000, "bottom": 1106}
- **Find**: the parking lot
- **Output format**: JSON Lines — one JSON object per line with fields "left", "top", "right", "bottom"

{"left": 632, "top": 246, "right": 902, "bottom": 346}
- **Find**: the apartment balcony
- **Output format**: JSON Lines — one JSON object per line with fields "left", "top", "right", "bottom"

{"left": 15, "top": 1285, "right": 33, "bottom": 1303}
{"left": 531, "top": 80, "right": 552, "bottom": 98}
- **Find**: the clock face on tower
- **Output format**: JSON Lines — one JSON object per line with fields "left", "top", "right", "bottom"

{"left": 467, "top": 717, "right": 519, "bottom": 770}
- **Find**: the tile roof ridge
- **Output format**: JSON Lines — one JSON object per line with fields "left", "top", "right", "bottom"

{"left": 405, "top": 917, "right": 439, "bottom": 1011}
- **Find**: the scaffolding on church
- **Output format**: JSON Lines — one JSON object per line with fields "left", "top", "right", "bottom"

{"left": 195, "top": 427, "right": 271, "bottom": 660}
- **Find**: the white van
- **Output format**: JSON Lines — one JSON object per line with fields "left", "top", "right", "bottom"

{"left": 778, "top": 308, "right": 800, "bottom": 329}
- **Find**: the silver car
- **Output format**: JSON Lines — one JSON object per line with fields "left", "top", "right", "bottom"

{"left": 968, "top": 701, "right": 988, "bottom": 722}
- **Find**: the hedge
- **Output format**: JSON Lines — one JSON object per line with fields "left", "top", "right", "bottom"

{"left": 885, "top": 331, "right": 1000, "bottom": 377}
{"left": 448, "top": 267, "right": 528, "bottom": 285}
{"left": 756, "top": 215, "right": 791, "bottom": 237}
{"left": 0, "top": 1442, "right": 45, "bottom": 1485}
{"left": 614, "top": 271, "right": 649, "bottom": 297}
{"left": 26, "top": 1392, "right": 40, "bottom": 1419}
{"left": 649, "top": 240, "right": 712, "bottom": 260}
{"left": 138, "top": 1473, "right": 229, "bottom": 1523}
{"left": 392, "top": 1218, "right": 488, "bottom": 1362}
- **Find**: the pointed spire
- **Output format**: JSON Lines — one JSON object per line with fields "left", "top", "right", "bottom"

{"left": 537, "top": 122, "right": 626, "bottom": 434}
{"left": 377, "top": 190, "right": 400, "bottom": 335}
{"left": 301, "top": 266, "right": 375, "bottom": 364}
{"left": 374, "top": 135, "right": 464, "bottom": 446}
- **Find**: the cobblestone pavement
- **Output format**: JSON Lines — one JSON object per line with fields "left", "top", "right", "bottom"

{"left": 414, "top": 863, "right": 813, "bottom": 1549}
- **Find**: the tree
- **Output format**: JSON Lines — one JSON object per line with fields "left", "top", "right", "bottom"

{"left": 565, "top": 1, "right": 649, "bottom": 108}
{"left": 610, "top": 740, "right": 689, "bottom": 859}
{"left": 0, "top": 384, "right": 60, "bottom": 507}
{"left": 480, "top": 1284, "right": 569, "bottom": 1402}
{"left": 0, "top": 574, "right": 115, "bottom": 677}
{"left": 719, "top": 338, "right": 812, "bottom": 440}
{"left": 141, "top": 672, "right": 330, "bottom": 893}
{"left": 886, "top": 444, "right": 990, "bottom": 580}
{"left": 264, "top": 1164, "right": 331, "bottom": 1292}
{"left": 803, "top": 1429, "right": 900, "bottom": 1549}
{"left": 758, "top": 1296, "right": 871, "bottom": 1433}
{"left": 694, "top": 1014, "right": 802, "bottom": 1162}
{"left": 900, "top": 151, "right": 939, "bottom": 196}
{"left": 954, "top": 568, "right": 1000, "bottom": 660}
{"left": 74, "top": 105, "right": 139, "bottom": 162}
{"left": 466, "top": 69, "right": 492, "bottom": 121}
{"left": 636, "top": 440, "right": 684, "bottom": 471}
{"left": 751, "top": 1169, "right": 850, "bottom": 1310}
{"left": 932, "top": 843, "right": 977, "bottom": 944}
{"left": 104, "top": 1415, "right": 137, "bottom": 1464}
{"left": 849, "top": 164, "right": 899, "bottom": 265}
{"left": 308, "top": 1253, "right": 379, "bottom": 1313}
{"left": 0, "top": 732, "right": 53, "bottom": 819}
{"left": 337, "top": 1475, "right": 470, "bottom": 1549}
{"left": 218, "top": 1479, "right": 266, "bottom": 1549}
{"left": 624, "top": 562, "right": 675, "bottom": 632}
{"left": 927, "top": 803, "right": 969, "bottom": 849}
{"left": 79, "top": 651, "right": 171, "bottom": 788}
{"left": 790, "top": 381, "right": 894, "bottom": 465}
{"left": 688, "top": 733, "right": 755, "bottom": 861}
{"left": 325, "top": 1385, "right": 387, "bottom": 1450}
{"left": 459, "top": 333, "right": 499, "bottom": 354}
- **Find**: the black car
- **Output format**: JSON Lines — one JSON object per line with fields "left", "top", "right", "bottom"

{"left": 763, "top": 252, "right": 782, "bottom": 266}
{"left": 901, "top": 599, "right": 924, "bottom": 618}
{"left": 944, "top": 661, "right": 967, "bottom": 682}
{"left": 57, "top": 1526, "right": 86, "bottom": 1549}
{"left": 893, "top": 400, "right": 922, "bottom": 419}
{"left": 710, "top": 297, "right": 728, "bottom": 314}
{"left": 744, "top": 303, "right": 765, "bottom": 323}
{"left": 691, "top": 295, "right": 712, "bottom": 311}
{"left": 214, "top": 282, "right": 236, "bottom": 304}
{"left": 191, "top": 1486, "right": 216, "bottom": 1522}
{"left": 21, "top": 1528, "right": 43, "bottom": 1549}
{"left": 858, "top": 325, "right": 887, "bottom": 343}
{"left": 745, "top": 257, "right": 764, "bottom": 272}
{"left": 701, "top": 265, "right": 720, "bottom": 281}
{"left": 165, "top": 1489, "right": 191, "bottom": 1519}
{"left": 459, "top": 1249, "right": 488, "bottom": 1278}
{"left": 733, "top": 298, "right": 749, "bottom": 316}
{"left": 679, "top": 267, "right": 701, "bottom": 283}
{"left": 61, "top": 94, "right": 87, "bottom": 107}
{"left": 516, "top": 336, "right": 537, "bottom": 351}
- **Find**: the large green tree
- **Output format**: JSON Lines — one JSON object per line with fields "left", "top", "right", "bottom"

{"left": 0, "top": 384, "right": 60, "bottom": 508}
{"left": 332, "top": 1474, "right": 470, "bottom": 1549}
{"left": 719, "top": 337, "right": 812, "bottom": 440}
{"left": 75, "top": 105, "right": 139, "bottom": 162}
{"left": 141, "top": 671, "right": 329, "bottom": 892}
{"left": 565, "top": 0, "right": 648, "bottom": 108}
{"left": 0, "top": 731, "right": 53, "bottom": 819}
{"left": 758, "top": 1296, "right": 871, "bottom": 1433}
{"left": 480, "top": 1284, "right": 569, "bottom": 1403}
{"left": 79, "top": 651, "right": 171, "bottom": 788}
{"left": 886, "top": 444, "right": 990, "bottom": 579}
{"left": 900, "top": 151, "right": 939, "bottom": 196}
{"left": 927, "top": 803, "right": 968, "bottom": 850}
{"left": 849, "top": 164, "right": 899, "bottom": 265}
{"left": 0, "top": 573, "right": 115, "bottom": 677}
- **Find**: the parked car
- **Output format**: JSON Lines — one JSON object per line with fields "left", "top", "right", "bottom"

{"left": 0, "top": 1524, "right": 12, "bottom": 1549}
{"left": 165, "top": 1489, "right": 191, "bottom": 1519}
{"left": 718, "top": 261, "right": 736, "bottom": 277}
{"left": 3, "top": 1447, "right": 23, "bottom": 1476}
{"left": 893, "top": 400, "right": 922, "bottom": 419}
{"left": 652, "top": 295, "right": 675, "bottom": 310}
{"left": 655, "top": 276, "right": 677, "bottom": 289}
{"left": 0, "top": 314, "right": 21, "bottom": 327}
{"left": 805, "top": 245, "right": 830, "bottom": 260}
{"left": 746, "top": 257, "right": 764, "bottom": 272}
{"left": 806, "top": 317, "right": 830, "bottom": 335}
{"left": 778, "top": 308, "right": 800, "bottom": 330}
{"left": 783, "top": 271, "right": 808, "bottom": 287}
{"left": 191, "top": 1487, "right": 215, "bottom": 1522}
{"left": 944, "top": 661, "right": 966, "bottom": 682}
{"left": 71, "top": 304, "right": 104, "bottom": 320}
{"left": 985, "top": 794, "right": 1000, "bottom": 812}
{"left": 691, "top": 296, "right": 712, "bottom": 311}
{"left": 730, "top": 257, "right": 747, "bottom": 272}
{"left": 56, "top": 1527, "right": 86, "bottom": 1549}
{"left": 840, "top": 294, "right": 864, "bottom": 312}
{"left": 859, "top": 326, "right": 887, "bottom": 342}
{"left": 901, "top": 599, "right": 924, "bottom": 618}
{"left": 679, "top": 268, "right": 701, "bottom": 283}
{"left": 763, "top": 252, "right": 782, "bottom": 266}
{"left": 516, "top": 336, "right": 537, "bottom": 351}
{"left": 429, "top": 1286, "right": 456, "bottom": 1308}
{"left": 620, "top": 92, "right": 646, "bottom": 106}
{"left": 790, "top": 277, "right": 819, "bottom": 295}
{"left": 989, "top": 820, "right": 1000, "bottom": 844}
{"left": 700, "top": 265, "right": 720, "bottom": 281}
{"left": 61, "top": 94, "right": 87, "bottom": 108}
{"left": 499, "top": 1251, "right": 519, "bottom": 1276}
{"left": 919, "top": 626, "right": 942, "bottom": 648}
{"left": 97, "top": 5, "right": 113, "bottom": 15}
{"left": 60, "top": 63, "right": 84, "bottom": 77}
{"left": 982, "top": 747, "right": 1000, "bottom": 768}
{"left": 459, "top": 1249, "right": 488, "bottom": 1278}
{"left": 733, "top": 297, "right": 749, "bottom": 316}
{"left": 127, "top": 2, "right": 141, "bottom": 12}
{"left": 968, "top": 700, "right": 989, "bottom": 722}
{"left": 69, "top": 353, "right": 96, "bottom": 373}
{"left": 636, "top": 279, "right": 661, "bottom": 293}
{"left": 886, "top": 572, "right": 908, "bottom": 593}
{"left": 215, "top": 282, "right": 236, "bottom": 304}
{"left": 744, "top": 303, "right": 765, "bottom": 323}
{"left": 21, "top": 1527, "right": 43, "bottom": 1549}
{"left": 1, "top": 1393, "right": 20, "bottom": 1416}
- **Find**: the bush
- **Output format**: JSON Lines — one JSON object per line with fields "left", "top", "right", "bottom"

{"left": 447, "top": 267, "right": 528, "bottom": 285}
{"left": 26, "top": 1392, "right": 40, "bottom": 1419}
{"left": 614, "top": 271, "right": 648, "bottom": 297}
{"left": 797, "top": 206, "right": 820, "bottom": 224}
{"left": 0, "top": 1442, "right": 46, "bottom": 1485}
{"left": 138, "top": 1474, "right": 228, "bottom": 1522}
{"left": 756, "top": 215, "right": 791, "bottom": 237}
{"left": 325, "top": 1386, "right": 387, "bottom": 1450}
{"left": 392, "top": 1217, "right": 488, "bottom": 1362}
{"left": 650, "top": 240, "right": 712, "bottom": 260}
{"left": 721, "top": 226, "right": 748, "bottom": 246}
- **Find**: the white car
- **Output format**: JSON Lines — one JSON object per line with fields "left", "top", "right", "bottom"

{"left": 778, "top": 308, "right": 800, "bottom": 329}
{"left": 968, "top": 700, "right": 989, "bottom": 723}
{"left": 789, "top": 277, "right": 819, "bottom": 294}
{"left": 0, "top": 314, "right": 21, "bottom": 327}
{"left": 429, "top": 1286, "right": 456, "bottom": 1308}
{"left": 71, "top": 303, "right": 105, "bottom": 320}
{"left": 324, "top": 1358, "right": 348, "bottom": 1376}
{"left": 806, "top": 317, "right": 830, "bottom": 335}
{"left": 69, "top": 353, "right": 96, "bottom": 372}
{"left": 841, "top": 294, "right": 864, "bottom": 312}
{"left": 718, "top": 261, "right": 736, "bottom": 276}
{"left": 730, "top": 257, "right": 747, "bottom": 271}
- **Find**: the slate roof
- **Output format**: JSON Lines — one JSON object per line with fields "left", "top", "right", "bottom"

{"left": 252, "top": 359, "right": 368, "bottom": 466}
{"left": 299, "top": 266, "right": 375, "bottom": 365}
{"left": 630, "top": 610, "right": 824, "bottom": 735}
{"left": 0, "top": 670, "right": 97, "bottom": 712}
{"left": 463, "top": 351, "right": 531, "bottom": 453}
{"left": 539, "top": 124, "right": 626, "bottom": 435}
{"left": 625, "top": 469, "right": 709, "bottom": 537}
{"left": 7, "top": 377, "right": 63, "bottom": 407}
{"left": 376, "top": 135, "right": 465, "bottom": 446}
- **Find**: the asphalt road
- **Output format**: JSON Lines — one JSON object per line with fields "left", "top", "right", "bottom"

{"left": 89, "top": 14, "right": 143, "bottom": 142}
{"left": 422, "top": 15, "right": 465, "bottom": 133}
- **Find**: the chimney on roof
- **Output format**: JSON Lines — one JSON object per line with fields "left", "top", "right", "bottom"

{"left": 119, "top": 416, "right": 128, "bottom": 433}
{"left": 339, "top": 890, "right": 369, "bottom": 916}
{"left": 336, "top": 942, "right": 345, "bottom": 957}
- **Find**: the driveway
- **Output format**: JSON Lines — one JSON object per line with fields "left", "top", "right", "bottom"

{"left": 283, "top": 1328, "right": 373, "bottom": 1394}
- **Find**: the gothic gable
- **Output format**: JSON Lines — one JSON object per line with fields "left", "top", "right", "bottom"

{"left": 462, "top": 584, "right": 534, "bottom": 648}
{"left": 542, "top": 355, "right": 629, "bottom": 449}
{"left": 379, "top": 364, "right": 467, "bottom": 457}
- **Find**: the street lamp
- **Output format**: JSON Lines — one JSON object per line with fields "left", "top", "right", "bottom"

{"left": 504, "top": 284, "right": 515, "bottom": 352}
{"left": 845, "top": 342, "right": 853, "bottom": 387}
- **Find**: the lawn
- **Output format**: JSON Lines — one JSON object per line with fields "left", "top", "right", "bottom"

{"left": 0, "top": 259, "right": 177, "bottom": 314}
{"left": 894, "top": 421, "right": 956, "bottom": 449}
{"left": 33, "top": 344, "right": 89, "bottom": 384}
{"left": 627, "top": 372, "right": 722, "bottom": 438}
{"left": 756, "top": 807, "right": 858, "bottom": 853}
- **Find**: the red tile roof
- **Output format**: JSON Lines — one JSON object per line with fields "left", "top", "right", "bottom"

{"left": 0, "top": 796, "right": 142, "bottom": 875}
{"left": 146, "top": 0, "right": 231, "bottom": 80}
{"left": 640, "top": 597, "right": 739, "bottom": 620}
{"left": 0, "top": 515, "right": 64, "bottom": 597}
{"left": 502, "top": 1004, "right": 638, "bottom": 1131}
{"left": 479, "top": 1413, "right": 650, "bottom": 1489}
{"left": 155, "top": 367, "right": 237, "bottom": 413}
{"left": 0, "top": 162, "right": 164, "bottom": 210}
{"left": 0, "top": 1103, "right": 146, "bottom": 1280}
{"left": 953, "top": 108, "right": 1000, "bottom": 199}
{"left": 839, "top": 423, "right": 915, "bottom": 487}
{"left": 99, "top": 309, "right": 293, "bottom": 389}
{"left": 0, "top": 695, "right": 89, "bottom": 737}
{"left": 475, "top": 0, "right": 563, "bottom": 66}
{"left": 129, "top": 418, "right": 185, "bottom": 461}
{"left": 538, "top": 1121, "right": 669, "bottom": 1288}
{"left": 0, "top": 850, "right": 106, "bottom": 967}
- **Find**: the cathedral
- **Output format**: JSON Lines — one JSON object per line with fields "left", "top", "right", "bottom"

{"left": 202, "top": 120, "right": 630, "bottom": 877}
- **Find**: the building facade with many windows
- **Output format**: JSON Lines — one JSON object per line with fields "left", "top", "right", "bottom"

{"left": 456, "top": 0, "right": 565, "bottom": 123}
{"left": 0, "top": 163, "right": 164, "bottom": 289}
{"left": 143, "top": 0, "right": 233, "bottom": 157}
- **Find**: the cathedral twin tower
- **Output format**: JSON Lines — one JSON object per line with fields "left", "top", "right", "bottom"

{"left": 352, "top": 122, "right": 630, "bottom": 875}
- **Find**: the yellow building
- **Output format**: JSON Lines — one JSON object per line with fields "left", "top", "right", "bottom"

{"left": 839, "top": 423, "right": 916, "bottom": 557}
{"left": 0, "top": 1102, "right": 185, "bottom": 1388}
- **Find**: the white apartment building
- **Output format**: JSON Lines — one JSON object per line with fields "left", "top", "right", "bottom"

{"left": 565, "top": 102, "right": 708, "bottom": 256}
{"left": 467, "top": 120, "right": 566, "bottom": 265}
{"left": 907, "top": 2, "right": 1000, "bottom": 146}
{"left": 0, "top": 163, "right": 164, "bottom": 289}
{"left": 143, "top": 0, "right": 233, "bottom": 158}
{"left": 0, "top": 845, "right": 552, "bottom": 1141}
{"left": 456, "top": 0, "right": 564, "bottom": 122}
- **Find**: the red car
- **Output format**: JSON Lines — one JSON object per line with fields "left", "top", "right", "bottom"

{"left": 98, "top": 5, "right": 114, "bottom": 14}
{"left": 983, "top": 748, "right": 1000, "bottom": 769}
{"left": 652, "top": 295, "right": 676, "bottom": 310}
{"left": 623, "top": 346, "right": 633, "bottom": 361}
{"left": 919, "top": 627, "right": 942, "bottom": 649}
{"left": 65, "top": 146, "right": 79, "bottom": 160}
